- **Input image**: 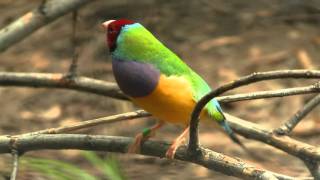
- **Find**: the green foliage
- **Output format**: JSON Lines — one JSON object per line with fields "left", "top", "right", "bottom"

{"left": 21, "top": 151, "right": 126, "bottom": 180}
{"left": 81, "top": 151, "right": 126, "bottom": 180}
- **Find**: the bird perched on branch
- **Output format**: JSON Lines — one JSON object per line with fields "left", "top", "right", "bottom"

{"left": 102, "top": 19, "right": 242, "bottom": 158}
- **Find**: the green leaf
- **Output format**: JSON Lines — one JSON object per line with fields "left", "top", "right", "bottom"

{"left": 81, "top": 151, "right": 126, "bottom": 180}
{"left": 21, "top": 157, "right": 97, "bottom": 180}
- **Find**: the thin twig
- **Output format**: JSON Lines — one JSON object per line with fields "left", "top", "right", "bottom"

{"left": 188, "top": 70, "right": 320, "bottom": 154}
{"left": 10, "top": 150, "right": 19, "bottom": 180}
{"left": 0, "top": 0, "right": 93, "bottom": 52}
{"left": 65, "top": 10, "right": 79, "bottom": 79}
{"left": 22, "top": 110, "right": 150, "bottom": 136}
{"left": 0, "top": 134, "right": 297, "bottom": 180}
{"left": 217, "top": 83, "right": 320, "bottom": 103}
{"left": 274, "top": 93, "right": 320, "bottom": 135}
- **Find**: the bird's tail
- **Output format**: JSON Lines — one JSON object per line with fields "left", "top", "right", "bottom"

{"left": 207, "top": 99, "right": 245, "bottom": 148}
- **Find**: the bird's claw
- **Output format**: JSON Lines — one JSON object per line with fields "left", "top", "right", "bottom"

{"left": 128, "top": 133, "right": 144, "bottom": 154}
{"left": 165, "top": 145, "right": 178, "bottom": 159}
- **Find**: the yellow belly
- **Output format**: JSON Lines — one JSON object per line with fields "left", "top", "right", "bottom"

{"left": 132, "top": 75, "right": 204, "bottom": 126}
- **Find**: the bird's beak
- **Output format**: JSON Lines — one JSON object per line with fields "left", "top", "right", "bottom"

{"left": 101, "top": 20, "right": 115, "bottom": 31}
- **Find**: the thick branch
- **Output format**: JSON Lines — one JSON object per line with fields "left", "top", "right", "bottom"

{"left": 0, "top": 0, "right": 93, "bottom": 52}
{"left": 0, "top": 134, "right": 295, "bottom": 180}
{"left": 21, "top": 109, "right": 320, "bottom": 166}
{"left": 225, "top": 113, "right": 320, "bottom": 162}
{"left": 0, "top": 71, "right": 319, "bottom": 178}
{"left": 189, "top": 70, "right": 320, "bottom": 154}
{"left": 0, "top": 72, "right": 320, "bottom": 104}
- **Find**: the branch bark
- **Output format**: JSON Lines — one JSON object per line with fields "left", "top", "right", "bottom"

{"left": 0, "top": 72, "right": 320, "bottom": 103}
{"left": 0, "top": 0, "right": 93, "bottom": 52}
{"left": 0, "top": 134, "right": 296, "bottom": 180}
{"left": 0, "top": 72, "right": 127, "bottom": 100}
{"left": 188, "top": 70, "right": 320, "bottom": 154}
{"left": 226, "top": 113, "right": 320, "bottom": 177}
{"left": 274, "top": 93, "right": 320, "bottom": 135}
{"left": 0, "top": 70, "right": 319, "bottom": 178}
{"left": 10, "top": 150, "right": 19, "bottom": 180}
{"left": 217, "top": 84, "right": 320, "bottom": 103}
{"left": 16, "top": 108, "right": 320, "bottom": 178}
{"left": 22, "top": 110, "right": 150, "bottom": 136}
{"left": 225, "top": 113, "right": 320, "bottom": 161}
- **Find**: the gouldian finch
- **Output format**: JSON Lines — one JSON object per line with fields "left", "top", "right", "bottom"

{"left": 102, "top": 19, "right": 241, "bottom": 158}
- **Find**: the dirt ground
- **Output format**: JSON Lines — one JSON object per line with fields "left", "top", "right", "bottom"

{"left": 0, "top": 0, "right": 319, "bottom": 179}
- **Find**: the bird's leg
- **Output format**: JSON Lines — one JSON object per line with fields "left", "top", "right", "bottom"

{"left": 128, "top": 121, "right": 164, "bottom": 154}
{"left": 166, "top": 126, "right": 189, "bottom": 159}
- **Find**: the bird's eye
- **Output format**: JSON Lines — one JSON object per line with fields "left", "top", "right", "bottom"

{"left": 108, "top": 28, "right": 115, "bottom": 34}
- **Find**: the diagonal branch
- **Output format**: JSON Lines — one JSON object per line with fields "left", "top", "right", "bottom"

{"left": 188, "top": 70, "right": 320, "bottom": 154}
{"left": 226, "top": 113, "right": 320, "bottom": 178}
{"left": 225, "top": 113, "right": 320, "bottom": 161}
{"left": 274, "top": 93, "right": 320, "bottom": 135}
{"left": 0, "top": 0, "right": 93, "bottom": 52}
{"left": 22, "top": 110, "right": 150, "bottom": 136}
{"left": 0, "top": 134, "right": 296, "bottom": 180}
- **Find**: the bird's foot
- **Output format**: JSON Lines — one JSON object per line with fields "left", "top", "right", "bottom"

{"left": 165, "top": 127, "right": 189, "bottom": 159}
{"left": 128, "top": 122, "right": 164, "bottom": 154}
{"left": 128, "top": 133, "right": 144, "bottom": 154}
{"left": 165, "top": 138, "right": 186, "bottom": 159}
{"left": 165, "top": 143, "right": 179, "bottom": 159}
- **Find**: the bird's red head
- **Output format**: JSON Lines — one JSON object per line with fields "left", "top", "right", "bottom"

{"left": 102, "top": 19, "right": 135, "bottom": 52}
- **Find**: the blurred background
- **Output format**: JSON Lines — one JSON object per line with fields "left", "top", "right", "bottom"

{"left": 0, "top": 0, "right": 319, "bottom": 179}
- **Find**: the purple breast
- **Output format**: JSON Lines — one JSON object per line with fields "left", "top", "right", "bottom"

{"left": 112, "top": 59, "right": 160, "bottom": 97}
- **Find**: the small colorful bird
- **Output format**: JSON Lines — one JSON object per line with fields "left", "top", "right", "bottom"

{"left": 102, "top": 19, "right": 242, "bottom": 158}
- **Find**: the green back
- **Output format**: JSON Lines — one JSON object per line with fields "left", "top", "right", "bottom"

{"left": 112, "top": 23, "right": 223, "bottom": 120}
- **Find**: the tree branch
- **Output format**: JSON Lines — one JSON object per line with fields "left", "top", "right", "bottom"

{"left": 0, "top": 72, "right": 320, "bottom": 103}
{"left": 0, "top": 0, "right": 93, "bottom": 52}
{"left": 10, "top": 150, "right": 19, "bottom": 180}
{"left": 304, "top": 161, "right": 320, "bottom": 179}
{"left": 0, "top": 134, "right": 296, "bottom": 180}
{"left": 0, "top": 70, "right": 319, "bottom": 178}
{"left": 274, "top": 93, "right": 320, "bottom": 135}
{"left": 225, "top": 113, "right": 320, "bottom": 161}
{"left": 0, "top": 72, "right": 127, "bottom": 100}
{"left": 22, "top": 110, "right": 150, "bottom": 136}
{"left": 226, "top": 113, "right": 320, "bottom": 178}
{"left": 188, "top": 70, "right": 320, "bottom": 154}
{"left": 18, "top": 108, "right": 320, "bottom": 178}
{"left": 65, "top": 10, "right": 79, "bottom": 79}
{"left": 217, "top": 83, "right": 320, "bottom": 103}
